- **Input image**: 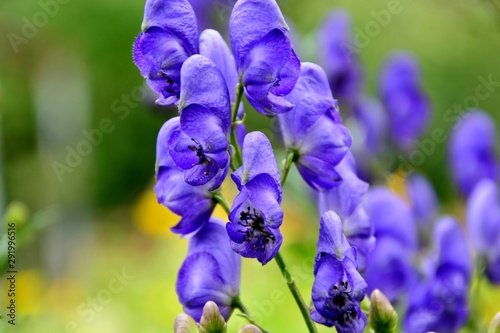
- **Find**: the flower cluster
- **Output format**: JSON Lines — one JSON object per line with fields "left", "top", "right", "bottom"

{"left": 133, "top": 2, "right": 500, "bottom": 333}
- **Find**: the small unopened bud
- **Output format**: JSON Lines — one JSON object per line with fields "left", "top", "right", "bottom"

{"left": 238, "top": 324, "right": 262, "bottom": 333}
{"left": 488, "top": 312, "right": 500, "bottom": 333}
{"left": 369, "top": 289, "right": 398, "bottom": 333}
{"left": 200, "top": 301, "right": 227, "bottom": 333}
{"left": 174, "top": 313, "right": 199, "bottom": 333}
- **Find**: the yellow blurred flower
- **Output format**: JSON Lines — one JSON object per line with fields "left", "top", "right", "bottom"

{"left": 132, "top": 185, "right": 179, "bottom": 238}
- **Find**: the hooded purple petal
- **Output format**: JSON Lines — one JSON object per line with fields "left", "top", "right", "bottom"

{"left": 227, "top": 173, "right": 283, "bottom": 265}
{"left": 227, "top": 132, "right": 283, "bottom": 265}
{"left": 134, "top": 0, "right": 199, "bottom": 104}
{"left": 279, "top": 63, "right": 352, "bottom": 190}
{"left": 449, "top": 110, "right": 499, "bottom": 197}
{"left": 142, "top": 0, "right": 199, "bottom": 54}
{"left": 318, "top": 9, "right": 363, "bottom": 106}
{"left": 166, "top": 55, "right": 231, "bottom": 189}
{"left": 379, "top": 51, "right": 431, "bottom": 150}
{"left": 154, "top": 117, "right": 215, "bottom": 236}
{"left": 230, "top": 0, "right": 300, "bottom": 115}
{"left": 231, "top": 131, "right": 281, "bottom": 190}
{"left": 179, "top": 55, "right": 231, "bottom": 131}
{"left": 230, "top": 0, "right": 288, "bottom": 69}
{"left": 177, "top": 219, "right": 241, "bottom": 321}
{"left": 312, "top": 211, "right": 368, "bottom": 332}
{"left": 199, "top": 29, "right": 241, "bottom": 112}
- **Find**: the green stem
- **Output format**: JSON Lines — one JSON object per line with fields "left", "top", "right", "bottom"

{"left": 280, "top": 150, "right": 296, "bottom": 187}
{"left": 230, "top": 83, "right": 244, "bottom": 170}
{"left": 468, "top": 257, "right": 487, "bottom": 332}
{"left": 233, "top": 297, "right": 271, "bottom": 333}
{"left": 213, "top": 193, "right": 231, "bottom": 215}
{"left": 274, "top": 252, "right": 318, "bottom": 333}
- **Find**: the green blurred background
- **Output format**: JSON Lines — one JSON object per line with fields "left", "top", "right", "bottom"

{"left": 1, "top": 0, "right": 500, "bottom": 332}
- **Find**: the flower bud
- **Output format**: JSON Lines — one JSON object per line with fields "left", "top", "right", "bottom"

{"left": 199, "top": 301, "right": 227, "bottom": 333}
{"left": 174, "top": 313, "right": 199, "bottom": 333}
{"left": 238, "top": 325, "right": 262, "bottom": 333}
{"left": 369, "top": 289, "right": 398, "bottom": 333}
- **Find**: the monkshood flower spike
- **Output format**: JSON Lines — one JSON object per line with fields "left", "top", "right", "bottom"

{"left": 230, "top": 0, "right": 300, "bottom": 116}
{"left": 227, "top": 131, "right": 283, "bottom": 265}
{"left": 311, "top": 211, "right": 368, "bottom": 333}
{"left": 133, "top": 0, "right": 199, "bottom": 105}
{"left": 379, "top": 51, "right": 430, "bottom": 150}
{"left": 177, "top": 219, "right": 241, "bottom": 322}
{"left": 467, "top": 179, "right": 500, "bottom": 283}
{"left": 155, "top": 117, "right": 216, "bottom": 235}
{"left": 279, "top": 62, "right": 352, "bottom": 190}
{"left": 168, "top": 55, "right": 231, "bottom": 189}
{"left": 449, "top": 109, "right": 499, "bottom": 197}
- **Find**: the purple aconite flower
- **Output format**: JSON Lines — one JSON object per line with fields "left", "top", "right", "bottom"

{"left": 467, "top": 179, "right": 500, "bottom": 283}
{"left": 449, "top": 110, "right": 499, "bottom": 197}
{"left": 229, "top": 0, "right": 300, "bottom": 116}
{"left": 318, "top": 9, "right": 363, "bottom": 107}
{"left": 405, "top": 216, "right": 472, "bottom": 333}
{"left": 311, "top": 211, "right": 367, "bottom": 333}
{"left": 226, "top": 132, "right": 283, "bottom": 265}
{"left": 363, "top": 187, "right": 417, "bottom": 303}
{"left": 200, "top": 28, "right": 246, "bottom": 142}
{"left": 407, "top": 172, "right": 438, "bottom": 226}
{"left": 279, "top": 63, "right": 352, "bottom": 190}
{"left": 350, "top": 96, "right": 388, "bottom": 181}
{"left": 177, "top": 218, "right": 241, "bottom": 321}
{"left": 318, "top": 152, "right": 375, "bottom": 270}
{"left": 155, "top": 117, "right": 215, "bottom": 235}
{"left": 379, "top": 51, "right": 431, "bottom": 150}
{"left": 168, "top": 55, "right": 231, "bottom": 189}
{"left": 133, "top": 0, "right": 199, "bottom": 105}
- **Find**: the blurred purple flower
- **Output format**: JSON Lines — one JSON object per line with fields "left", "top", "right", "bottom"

{"left": 229, "top": 0, "right": 300, "bottom": 116}
{"left": 311, "top": 211, "right": 367, "bottom": 333}
{"left": 279, "top": 62, "right": 352, "bottom": 190}
{"left": 350, "top": 96, "right": 388, "bottom": 180}
{"left": 467, "top": 179, "right": 500, "bottom": 283}
{"left": 177, "top": 218, "right": 241, "bottom": 321}
{"left": 133, "top": 0, "right": 199, "bottom": 105}
{"left": 406, "top": 172, "right": 438, "bottom": 227}
{"left": 405, "top": 216, "right": 472, "bottom": 333}
{"left": 449, "top": 110, "right": 499, "bottom": 197}
{"left": 227, "top": 132, "right": 283, "bottom": 265}
{"left": 379, "top": 51, "right": 431, "bottom": 150}
{"left": 168, "top": 55, "right": 231, "bottom": 189}
{"left": 318, "top": 152, "right": 375, "bottom": 270}
{"left": 155, "top": 117, "right": 216, "bottom": 236}
{"left": 363, "top": 187, "right": 417, "bottom": 302}
{"left": 318, "top": 9, "right": 363, "bottom": 107}
{"left": 351, "top": 96, "right": 387, "bottom": 156}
